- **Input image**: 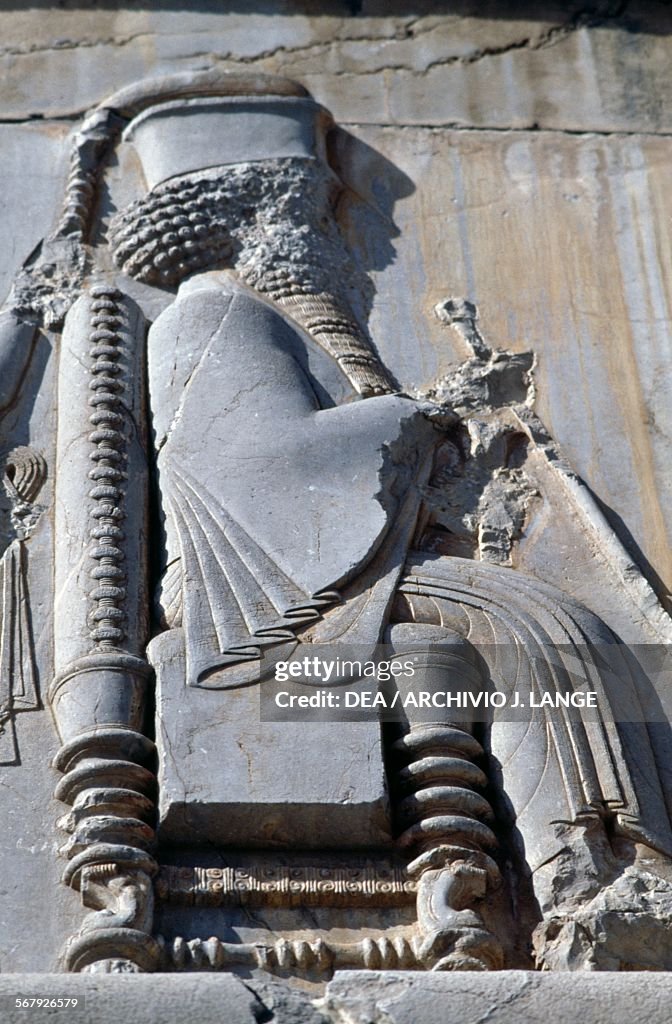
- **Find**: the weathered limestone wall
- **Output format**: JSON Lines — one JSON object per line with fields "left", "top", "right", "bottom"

{"left": 2, "top": 3, "right": 671, "bottom": 132}
{"left": 3, "top": 970, "right": 672, "bottom": 1024}
{"left": 2, "top": 0, "right": 672, "bottom": 992}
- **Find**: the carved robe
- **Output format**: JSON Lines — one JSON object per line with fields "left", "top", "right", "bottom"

{"left": 146, "top": 269, "right": 672, "bottom": 873}
{"left": 149, "top": 270, "right": 438, "bottom": 687}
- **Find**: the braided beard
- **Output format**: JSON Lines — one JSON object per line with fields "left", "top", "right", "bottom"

{"left": 108, "top": 156, "right": 361, "bottom": 302}
{"left": 108, "top": 156, "right": 393, "bottom": 396}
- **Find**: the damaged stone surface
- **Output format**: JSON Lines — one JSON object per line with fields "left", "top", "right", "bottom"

{"left": 419, "top": 418, "right": 540, "bottom": 564}
{"left": 323, "top": 971, "right": 672, "bottom": 1024}
{"left": 416, "top": 298, "right": 539, "bottom": 563}
{"left": 4, "top": 971, "right": 672, "bottom": 1023}
{"left": 535, "top": 861, "right": 672, "bottom": 972}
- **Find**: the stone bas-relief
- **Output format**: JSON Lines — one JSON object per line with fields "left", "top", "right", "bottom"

{"left": 0, "top": 445, "right": 46, "bottom": 763}
{"left": 3, "top": 69, "right": 672, "bottom": 984}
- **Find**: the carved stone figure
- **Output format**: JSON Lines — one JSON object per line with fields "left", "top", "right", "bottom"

{"left": 3, "top": 70, "right": 672, "bottom": 980}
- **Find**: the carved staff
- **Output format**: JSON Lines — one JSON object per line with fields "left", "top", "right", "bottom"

{"left": 49, "top": 284, "right": 159, "bottom": 973}
{"left": 0, "top": 230, "right": 158, "bottom": 967}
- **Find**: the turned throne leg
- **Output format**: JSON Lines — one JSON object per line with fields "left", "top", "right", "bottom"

{"left": 385, "top": 622, "right": 503, "bottom": 971}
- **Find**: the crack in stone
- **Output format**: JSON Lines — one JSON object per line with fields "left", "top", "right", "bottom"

{"left": 0, "top": 29, "right": 160, "bottom": 58}
{"left": 0, "top": 1, "right": 632, "bottom": 72}
{"left": 462, "top": 975, "right": 537, "bottom": 1024}
{"left": 211, "top": 1, "right": 630, "bottom": 78}
{"left": 0, "top": 18, "right": 419, "bottom": 61}
{"left": 238, "top": 979, "right": 276, "bottom": 1024}
{"left": 340, "top": 122, "right": 672, "bottom": 137}
{"left": 0, "top": 113, "right": 85, "bottom": 124}
{"left": 420, "top": 0, "right": 632, "bottom": 73}
{"left": 240, "top": 976, "right": 335, "bottom": 1024}
{"left": 3, "top": 113, "right": 672, "bottom": 141}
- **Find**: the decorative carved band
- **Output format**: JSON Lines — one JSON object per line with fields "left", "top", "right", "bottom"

{"left": 156, "top": 863, "right": 417, "bottom": 908}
